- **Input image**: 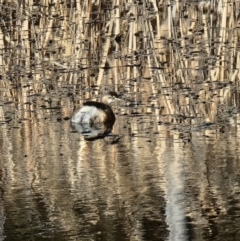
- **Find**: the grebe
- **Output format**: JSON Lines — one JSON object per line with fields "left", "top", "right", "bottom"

{"left": 71, "top": 91, "right": 119, "bottom": 124}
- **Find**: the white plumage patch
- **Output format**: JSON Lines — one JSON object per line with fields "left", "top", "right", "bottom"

{"left": 71, "top": 106, "right": 106, "bottom": 123}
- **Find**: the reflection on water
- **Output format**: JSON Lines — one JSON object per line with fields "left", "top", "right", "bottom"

{"left": 71, "top": 121, "right": 121, "bottom": 144}
{"left": 165, "top": 142, "right": 188, "bottom": 241}
{"left": 71, "top": 122, "right": 115, "bottom": 141}
{"left": 1, "top": 114, "right": 240, "bottom": 240}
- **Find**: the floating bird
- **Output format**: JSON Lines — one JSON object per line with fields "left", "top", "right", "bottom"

{"left": 71, "top": 91, "right": 119, "bottom": 125}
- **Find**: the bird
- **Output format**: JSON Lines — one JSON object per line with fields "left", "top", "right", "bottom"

{"left": 71, "top": 91, "right": 119, "bottom": 125}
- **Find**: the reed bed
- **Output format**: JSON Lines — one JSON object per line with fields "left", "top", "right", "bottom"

{"left": 0, "top": 0, "right": 239, "bottom": 123}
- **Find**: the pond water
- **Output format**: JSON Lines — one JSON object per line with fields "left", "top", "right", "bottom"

{"left": 1, "top": 109, "right": 240, "bottom": 241}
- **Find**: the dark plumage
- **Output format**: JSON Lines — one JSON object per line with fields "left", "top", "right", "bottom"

{"left": 71, "top": 91, "right": 119, "bottom": 124}
{"left": 82, "top": 101, "right": 116, "bottom": 123}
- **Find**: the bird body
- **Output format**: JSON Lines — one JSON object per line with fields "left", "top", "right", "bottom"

{"left": 71, "top": 92, "right": 118, "bottom": 124}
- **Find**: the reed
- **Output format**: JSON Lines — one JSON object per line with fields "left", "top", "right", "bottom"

{"left": 0, "top": 0, "right": 239, "bottom": 123}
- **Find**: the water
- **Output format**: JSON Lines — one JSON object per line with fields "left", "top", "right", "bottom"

{"left": 1, "top": 112, "right": 240, "bottom": 241}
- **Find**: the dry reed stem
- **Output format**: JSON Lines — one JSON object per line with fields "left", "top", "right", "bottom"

{"left": 96, "top": 5, "right": 114, "bottom": 86}
{"left": 0, "top": 0, "right": 239, "bottom": 122}
{"left": 214, "top": 0, "right": 227, "bottom": 81}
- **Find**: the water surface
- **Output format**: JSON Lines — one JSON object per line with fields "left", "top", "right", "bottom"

{"left": 1, "top": 112, "right": 240, "bottom": 241}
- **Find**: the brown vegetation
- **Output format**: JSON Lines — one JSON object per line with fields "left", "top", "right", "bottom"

{"left": 0, "top": 0, "right": 239, "bottom": 123}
